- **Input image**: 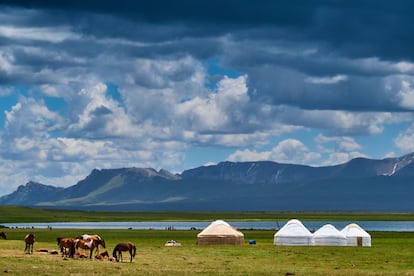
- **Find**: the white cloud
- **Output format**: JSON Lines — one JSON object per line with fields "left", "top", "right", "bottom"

{"left": 394, "top": 124, "right": 414, "bottom": 153}
{"left": 39, "top": 84, "right": 60, "bottom": 97}
{"left": 394, "top": 61, "right": 414, "bottom": 73}
{"left": 227, "top": 149, "right": 270, "bottom": 162}
{"left": 0, "top": 86, "right": 13, "bottom": 96}
{"left": 176, "top": 75, "right": 249, "bottom": 132}
{"left": 397, "top": 80, "right": 414, "bottom": 109}
{"left": 0, "top": 25, "right": 80, "bottom": 43}
{"left": 315, "top": 134, "right": 362, "bottom": 152}
{"left": 4, "top": 96, "right": 64, "bottom": 138}
{"left": 197, "top": 132, "right": 270, "bottom": 147}
{"left": 120, "top": 56, "right": 208, "bottom": 128}
{"left": 0, "top": 165, "right": 32, "bottom": 196}
{"left": 283, "top": 107, "right": 394, "bottom": 136}
{"left": 0, "top": 50, "right": 14, "bottom": 73}
{"left": 304, "top": 74, "right": 348, "bottom": 84}
{"left": 227, "top": 138, "right": 321, "bottom": 165}
{"left": 67, "top": 82, "right": 140, "bottom": 138}
{"left": 383, "top": 151, "right": 396, "bottom": 159}
{"left": 269, "top": 139, "right": 321, "bottom": 164}
{"left": 323, "top": 152, "right": 359, "bottom": 166}
{"left": 315, "top": 134, "right": 366, "bottom": 165}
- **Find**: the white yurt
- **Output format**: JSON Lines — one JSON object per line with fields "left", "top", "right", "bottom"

{"left": 197, "top": 220, "right": 244, "bottom": 245}
{"left": 274, "top": 219, "right": 313, "bottom": 246}
{"left": 340, "top": 223, "right": 371, "bottom": 247}
{"left": 313, "top": 224, "right": 347, "bottom": 246}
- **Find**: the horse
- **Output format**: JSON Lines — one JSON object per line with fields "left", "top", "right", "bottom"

{"left": 112, "top": 242, "right": 136, "bottom": 262}
{"left": 95, "top": 250, "right": 109, "bottom": 260}
{"left": 24, "top": 233, "right": 35, "bottom": 254}
{"left": 75, "top": 238, "right": 105, "bottom": 259}
{"left": 0, "top": 231, "right": 6, "bottom": 240}
{"left": 76, "top": 251, "right": 88, "bottom": 258}
{"left": 76, "top": 234, "right": 105, "bottom": 254}
{"left": 57, "top": 237, "right": 76, "bottom": 258}
{"left": 79, "top": 234, "right": 103, "bottom": 241}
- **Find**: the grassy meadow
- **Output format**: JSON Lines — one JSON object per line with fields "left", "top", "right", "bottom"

{"left": 1, "top": 229, "right": 414, "bottom": 275}
{"left": 0, "top": 206, "right": 414, "bottom": 275}
{"left": 1, "top": 206, "right": 414, "bottom": 223}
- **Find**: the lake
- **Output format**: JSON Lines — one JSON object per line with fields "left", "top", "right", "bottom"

{"left": 3, "top": 221, "right": 414, "bottom": 231}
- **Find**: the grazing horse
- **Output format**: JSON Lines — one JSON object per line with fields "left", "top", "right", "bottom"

{"left": 77, "top": 234, "right": 105, "bottom": 254}
{"left": 57, "top": 237, "right": 76, "bottom": 258}
{"left": 112, "top": 242, "right": 136, "bottom": 262}
{"left": 0, "top": 231, "right": 6, "bottom": 240}
{"left": 24, "top": 233, "right": 35, "bottom": 254}
{"left": 75, "top": 238, "right": 105, "bottom": 259}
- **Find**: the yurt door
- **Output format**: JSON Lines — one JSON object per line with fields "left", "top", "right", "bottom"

{"left": 357, "top": 237, "right": 363, "bottom": 246}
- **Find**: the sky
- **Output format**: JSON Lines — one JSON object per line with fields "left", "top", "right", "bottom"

{"left": 1, "top": 1, "right": 414, "bottom": 196}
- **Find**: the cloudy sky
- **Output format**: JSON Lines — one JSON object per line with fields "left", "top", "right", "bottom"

{"left": 1, "top": 1, "right": 414, "bottom": 196}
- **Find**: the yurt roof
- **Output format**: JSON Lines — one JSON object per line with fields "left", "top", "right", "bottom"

{"left": 313, "top": 224, "right": 346, "bottom": 238}
{"left": 197, "top": 220, "right": 244, "bottom": 237}
{"left": 274, "top": 219, "right": 312, "bottom": 237}
{"left": 340, "top": 223, "right": 370, "bottom": 237}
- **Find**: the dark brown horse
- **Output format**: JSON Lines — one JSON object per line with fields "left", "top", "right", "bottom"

{"left": 75, "top": 238, "right": 106, "bottom": 258}
{"left": 57, "top": 237, "right": 75, "bottom": 258}
{"left": 112, "top": 242, "right": 136, "bottom": 262}
{"left": 0, "top": 231, "right": 6, "bottom": 240}
{"left": 24, "top": 233, "right": 35, "bottom": 254}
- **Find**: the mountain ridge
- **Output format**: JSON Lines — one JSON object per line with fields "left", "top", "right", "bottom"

{"left": 1, "top": 153, "right": 414, "bottom": 211}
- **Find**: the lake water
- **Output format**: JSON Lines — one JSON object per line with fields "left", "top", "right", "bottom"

{"left": 3, "top": 221, "right": 414, "bottom": 232}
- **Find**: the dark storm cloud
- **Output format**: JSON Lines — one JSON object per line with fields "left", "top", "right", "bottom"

{"left": 3, "top": 0, "right": 414, "bottom": 113}
{"left": 1, "top": 0, "right": 314, "bottom": 26}
{"left": 247, "top": 67, "right": 396, "bottom": 112}
{"left": 4, "top": 0, "right": 414, "bottom": 61}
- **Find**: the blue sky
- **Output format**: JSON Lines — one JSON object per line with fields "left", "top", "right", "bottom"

{"left": 1, "top": 1, "right": 414, "bottom": 196}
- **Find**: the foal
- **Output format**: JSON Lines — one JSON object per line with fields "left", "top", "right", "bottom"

{"left": 0, "top": 232, "right": 6, "bottom": 240}
{"left": 95, "top": 250, "right": 109, "bottom": 260}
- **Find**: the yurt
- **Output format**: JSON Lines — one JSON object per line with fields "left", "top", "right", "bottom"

{"left": 274, "top": 219, "right": 313, "bottom": 246}
{"left": 340, "top": 223, "right": 371, "bottom": 247}
{"left": 197, "top": 220, "right": 244, "bottom": 245}
{"left": 313, "top": 224, "right": 347, "bottom": 246}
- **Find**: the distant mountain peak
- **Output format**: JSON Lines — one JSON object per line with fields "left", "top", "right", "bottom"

{"left": 90, "top": 167, "right": 179, "bottom": 180}
{"left": 1, "top": 181, "right": 63, "bottom": 206}
{"left": 1, "top": 153, "right": 414, "bottom": 211}
{"left": 158, "top": 169, "right": 181, "bottom": 180}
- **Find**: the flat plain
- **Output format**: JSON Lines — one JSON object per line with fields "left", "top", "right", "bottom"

{"left": 0, "top": 207, "right": 414, "bottom": 275}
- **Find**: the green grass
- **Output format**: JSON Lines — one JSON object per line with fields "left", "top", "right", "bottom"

{"left": 1, "top": 206, "right": 414, "bottom": 274}
{"left": 1, "top": 228, "right": 414, "bottom": 275}
{"left": 1, "top": 206, "right": 414, "bottom": 223}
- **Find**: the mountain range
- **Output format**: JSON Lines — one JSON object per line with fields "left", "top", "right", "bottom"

{"left": 1, "top": 153, "right": 414, "bottom": 211}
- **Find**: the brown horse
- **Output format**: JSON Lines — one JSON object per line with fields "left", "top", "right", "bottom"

{"left": 75, "top": 238, "right": 105, "bottom": 259}
{"left": 57, "top": 237, "right": 75, "bottom": 258}
{"left": 0, "top": 231, "right": 6, "bottom": 240}
{"left": 112, "top": 242, "right": 136, "bottom": 262}
{"left": 95, "top": 250, "right": 109, "bottom": 260}
{"left": 24, "top": 233, "right": 35, "bottom": 254}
